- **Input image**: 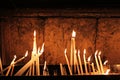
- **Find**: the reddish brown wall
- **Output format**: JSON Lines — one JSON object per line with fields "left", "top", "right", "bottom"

{"left": 1, "top": 8, "right": 120, "bottom": 65}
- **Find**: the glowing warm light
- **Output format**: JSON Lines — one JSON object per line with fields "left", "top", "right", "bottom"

{"left": 38, "top": 47, "right": 40, "bottom": 53}
{"left": 34, "top": 30, "right": 36, "bottom": 37}
{"left": 64, "top": 48, "right": 67, "bottom": 55}
{"left": 11, "top": 55, "right": 17, "bottom": 65}
{"left": 72, "top": 30, "right": 76, "bottom": 37}
{"left": 103, "top": 60, "right": 108, "bottom": 65}
{"left": 24, "top": 51, "right": 28, "bottom": 57}
{"left": 14, "top": 55, "right": 17, "bottom": 59}
{"left": 84, "top": 49, "right": 86, "bottom": 55}
{"left": 95, "top": 50, "right": 98, "bottom": 56}
{"left": 105, "top": 69, "right": 110, "bottom": 75}
{"left": 41, "top": 43, "right": 45, "bottom": 53}
{"left": 98, "top": 51, "right": 101, "bottom": 56}
{"left": 38, "top": 43, "right": 45, "bottom": 56}
{"left": 87, "top": 56, "right": 91, "bottom": 62}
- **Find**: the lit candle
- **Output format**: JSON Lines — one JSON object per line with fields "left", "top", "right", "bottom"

{"left": 14, "top": 43, "right": 44, "bottom": 76}
{"left": 70, "top": 30, "right": 76, "bottom": 72}
{"left": 6, "top": 55, "right": 16, "bottom": 76}
{"left": 38, "top": 43, "right": 45, "bottom": 76}
{"left": 31, "top": 30, "right": 37, "bottom": 76}
{"left": 74, "top": 50, "right": 80, "bottom": 75}
{"left": 14, "top": 51, "right": 28, "bottom": 65}
{"left": 103, "top": 60, "right": 108, "bottom": 66}
{"left": 98, "top": 51, "right": 104, "bottom": 74}
{"left": 91, "top": 63, "right": 95, "bottom": 74}
{"left": 1, "top": 52, "right": 28, "bottom": 75}
{"left": 33, "top": 30, "right": 37, "bottom": 54}
{"left": 78, "top": 50, "right": 83, "bottom": 75}
{"left": 87, "top": 56, "right": 91, "bottom": 74}
{"left": 60, "top": 63, "right": 64, "bottom": 75}
{"left": 83, "top": 49, "right": 88, "bottom": 74}
{"left": 95, "top": 50, "right": 101, "bottom": 74}
{"left": 38, "top": 43, "right": 44, "bottom": 56}
{"left": 64, "top": 49, "right": 72, "bottom": 75}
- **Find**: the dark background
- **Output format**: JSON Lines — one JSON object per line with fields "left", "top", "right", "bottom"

{"left": 0, "top": 0, "right": 120, "bottom": 8}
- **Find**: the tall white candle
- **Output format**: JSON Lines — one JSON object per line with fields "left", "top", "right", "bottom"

{"left": 64, "top": 49, "right": 72, "bottom": 75}
{"left": 95, "top": 50, "right": 101, "bottom": 74}
{"left": 78, "top": 50, "right": 83, "bottom": 75}
{"left": 83, "top": 49, "right": 88, "bottom": 74}
{"left": 33, "top": 30, "right": 37, "bottom": 54}
{"left": 70, "top": 30, "right": 76, "bottom": 72}
{"left": 98, "top": 51, "right": 104, "bottom": 74}
{"left": 31, "top": 30, "right": 37, "bottom": 76}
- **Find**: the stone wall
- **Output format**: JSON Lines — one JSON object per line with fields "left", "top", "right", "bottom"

{"left": 1, "top": 8, "right": 120, "bottom": 65}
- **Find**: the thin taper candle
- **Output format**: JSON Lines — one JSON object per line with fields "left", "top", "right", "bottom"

{"left": 64, "top": 49, "right": 72, "bottom": 75}
{"left": 98, "top": 51, "right": 104, "bottom": 74}
{"left": 83, "top": 49, "right": 88, "bottom": 74}
{"left": 95, "top": 50, "right": 101, "bottom": 74}
{"left": 78, "top": 50, "right": 83, "bottom": 75}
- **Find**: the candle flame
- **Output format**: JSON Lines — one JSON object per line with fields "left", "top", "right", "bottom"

{"left": 98, "top": 51, "right": 101, "bottom": 56}
{"left": 38, "top": 47, "right": 40, "bottom": 54}
{"left": 105, "top": 69, "right": 110, "bottom": 75}
{"left": 84, "top": 49, "right": 86, "bottom": 55}
{"left": 95, "top": 50, "right": 98, "bottom": 56}
{"left": 103, "top": 60, "right": 108, "bottom": 65}
{"left": 34, "top": 30, "right": 36, "bottom": 37}
{"left": 38, "top": 43, "right": 44, "bottom": 56}
{"left": 72, "top": 30, "right": 76, "bottom": 37}
{"left": 41, "top": 43, "right": 44, "bottom": 53}
{"left": 11, "top": 55, "right": 17, "bottom": 65}
{"left": 14, "top": 55, "right": 17, "bottom": 59}
{"left": 24, "top": 50, "right": 28, "bottom": 57}
{"left": 64, "top": 49, "right": 67, "bottom": 55}
{"left": 87, "top": 56, "right": 91, "bottom": 62}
